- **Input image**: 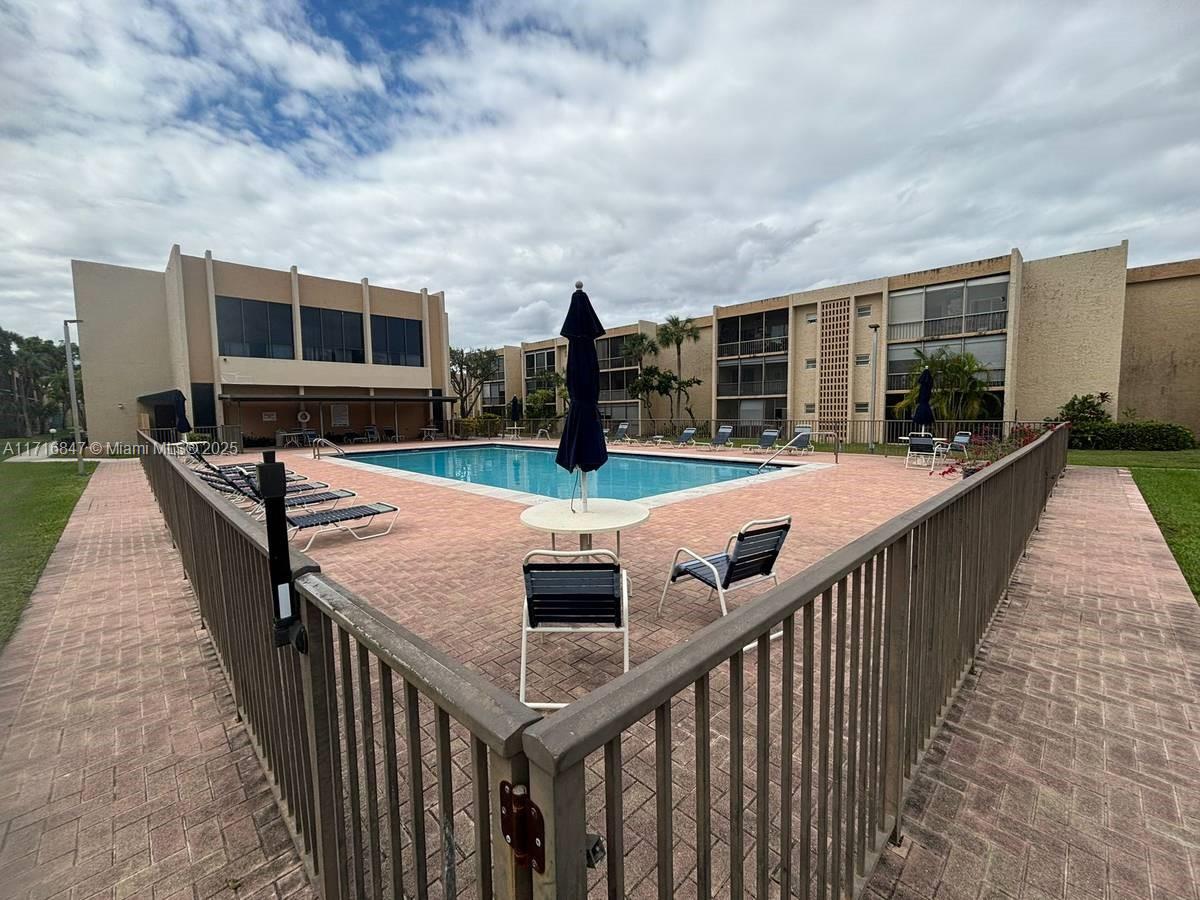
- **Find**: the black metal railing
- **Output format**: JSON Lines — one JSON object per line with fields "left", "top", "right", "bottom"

{"left": 717, "top": 335, "right": 789, "bottom": 358}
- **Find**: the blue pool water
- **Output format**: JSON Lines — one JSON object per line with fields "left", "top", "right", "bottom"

{"left": 345, "top": 444, "right": 778, "bottom": 501}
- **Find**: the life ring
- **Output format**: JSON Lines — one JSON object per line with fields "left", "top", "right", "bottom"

{"left": 297, "top": 410, "right": 311, "bottom": 424}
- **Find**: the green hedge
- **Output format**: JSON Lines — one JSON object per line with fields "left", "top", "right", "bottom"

{"left": 1069, "top": 420, "right": 1197, "bottom": 451}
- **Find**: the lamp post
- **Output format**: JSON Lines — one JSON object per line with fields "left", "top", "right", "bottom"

{"left": 63, "top": 319, "right": 84, "bottom": 475}
{"left": 868, "top": 323, "right": 881, "bottom": 453}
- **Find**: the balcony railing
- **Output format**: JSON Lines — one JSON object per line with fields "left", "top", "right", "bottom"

{"left": 887, "top": 310, "right": 1007, "bottom": 342}
{"left": 599, "top": 389, "right": 633, "bottom": 402}
{"left": 886, "top": 368, "right": 1006, "bottom": 391}
{"left": 716, "top": 379, "right": 788, "bottom": 398}
{"left": 716, "top": 335, "right": 789, "bottom": 358}
{"left": 598, "top": 356, "right": 637, "bottom": 370}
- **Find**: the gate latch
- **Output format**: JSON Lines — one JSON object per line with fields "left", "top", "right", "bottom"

{"left": 499, "top": 782, "right": 545, "bottom": 873}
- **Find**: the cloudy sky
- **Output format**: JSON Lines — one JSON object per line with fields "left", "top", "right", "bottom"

{"left": 2, "top": 0, "right": 1198, "bottom": 346}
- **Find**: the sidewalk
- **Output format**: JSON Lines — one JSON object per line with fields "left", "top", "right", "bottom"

{"left": 0, "top": 462, "right": 312, "bottom": 900}
{"left": 865, "top": 466, "right": 1200, "bottom": 900}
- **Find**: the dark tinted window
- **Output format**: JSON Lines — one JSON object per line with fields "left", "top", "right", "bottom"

{"left": 303, "top": 307, "right": 364, "bottom": 363}
{"left": 216, "top": 296, "right": 293, "bottom": 359}
{"left": 369, "top": 314, "right": 424, "bottom": 366}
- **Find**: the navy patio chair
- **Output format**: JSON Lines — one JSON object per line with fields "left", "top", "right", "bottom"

{"left": 747, "top": 427, "right": 782, "bottom": 452}
{"left": 698, "top": 424, "right": 733, "bottom": 450}
{"left": 658, "top": 516, "right": 792, "bottom": 617}
{"left": 519, "top": 549, "right": 630, "bottom": 710}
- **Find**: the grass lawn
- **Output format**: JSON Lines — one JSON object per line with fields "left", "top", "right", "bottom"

{"left": 1067, "top": 448, "right": 1200, "bottom": 469}
{"left": 1131, "top": 468, "right": 1200, "bottom": 600}
{"left": 0, "top": 443, "right": 96, "bottom": 648}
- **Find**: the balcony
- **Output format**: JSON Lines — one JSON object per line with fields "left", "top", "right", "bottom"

{"left": 598, "top": 356, "right": 637, "bottom": 370}
{"left": 716, "top": 335, "right": 789, "bottom": 358}
{"left": 599, "top": 390, "right": 632, "bottom": 402}
{"left": 716, "top": 379, "right": 788, "bottom": 398}
{"left": 886, "top": 310, "right": 1007, "bottom": 342}
{"left": 886, "top": 368, "right": 1006, "bottom": 391}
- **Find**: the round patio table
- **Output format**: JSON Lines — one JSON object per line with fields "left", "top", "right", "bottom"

{"left": 520, "top": 498, "right": 650, "bottom": 558}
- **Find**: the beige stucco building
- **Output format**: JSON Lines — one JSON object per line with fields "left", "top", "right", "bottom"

{"left": 506, "top": 241, "right": 1199, "bottom": 437}
{"left": 73, "top": 245, "right": 453, "bottom": 446}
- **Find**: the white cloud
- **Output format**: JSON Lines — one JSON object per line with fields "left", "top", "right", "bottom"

{"left": 1, "top": 0, "right": 1198, "bottom": 345}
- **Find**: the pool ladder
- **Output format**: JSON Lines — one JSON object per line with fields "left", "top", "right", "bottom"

{"left": 312, "top": 438, "right": 346, "bottom": 459}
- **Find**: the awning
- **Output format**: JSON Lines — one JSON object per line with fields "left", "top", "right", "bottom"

{"left": 218, "top": 393, "right": 460, "bottom": 403}
{"left": 138, "top": 388, "right": 186, "bottom": 406}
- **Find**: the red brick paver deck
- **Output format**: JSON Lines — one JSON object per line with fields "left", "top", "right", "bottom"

{"left": 0, "top": 462, "right": 314, "bottom": 900}
{"left": 864, "top": 466, "right": 1200, "bottom": 900}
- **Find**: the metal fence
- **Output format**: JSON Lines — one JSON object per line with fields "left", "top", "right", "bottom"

{"left": 139, "top": 422, "right": 1068, "bottom": 899}
{"left": 140, "top": 435, "right": 541, "bottom": 900}
{"left": 145, "top": 423, "right": 243, "bottom": 451}
{"left": 519, "top": 423, "right": 1069, "bottom": 898}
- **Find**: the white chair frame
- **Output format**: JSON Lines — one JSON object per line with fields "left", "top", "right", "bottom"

{"left": 904, "top": 432, "right": 946, "bottom": 469}
{"left": 519, "top": 549, "right": 631, "bottom": 710}
{"left": 657, "top": 516, "right": 790, "bottom": 617}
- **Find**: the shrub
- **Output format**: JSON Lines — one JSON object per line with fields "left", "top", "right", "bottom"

{"left": 1056, "top": 393, "right": 1112, "bottom": 424}
{"left": 459, "top": 413, "right": 502, "bottom": 437}
{"left": 1068, "top": 420, "right": 1196, "bottom": 451}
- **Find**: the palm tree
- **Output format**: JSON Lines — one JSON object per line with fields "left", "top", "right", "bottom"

{"left": 657, "top": 315, "right": 702, "bottom": 421}
{"left": 895, "top": 348, "right": 1000, "bottom": 422}
{"left": 621, "top": 332, "right": 659, "bottom": 369}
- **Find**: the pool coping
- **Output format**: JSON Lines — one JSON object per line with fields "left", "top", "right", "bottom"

{"left": 319, "top": 441, "right": 834, "bottom": 509}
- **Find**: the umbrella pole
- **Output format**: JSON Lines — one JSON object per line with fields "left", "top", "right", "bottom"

{"left": 580, "top": 469, "right": 589, "bottom": 513}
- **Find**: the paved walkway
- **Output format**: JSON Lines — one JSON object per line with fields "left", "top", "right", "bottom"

{"left": 0, "top": 462, "right": 313, "bottom": 900}
{"left": 865, "top": 466, "right": 1200, "bottom": 900}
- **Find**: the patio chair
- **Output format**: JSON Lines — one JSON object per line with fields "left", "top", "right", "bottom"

{"left": 697, "top": 424, "right": 733, "bottom": 450}
{"left": 519, "top": 549, "right": 630, "bottom": 710}
{"left": 287, "top": 502, "right": 400, "bottom": 552}
{"left": 746, "top": 428, "right": 782, "bottom": 452}
{"left": 203, "top": 470, "right": 355, "bottom": 518}
{"left": 673, "top": 426, "right": 697, "bottom": 446}
{"left": 905, "top": 432, "right": 945, "bottom": 469}
{"left": 784, "top": 426, "right": 814, "bottom": 455}
{"left": 609, "top": 422, "right": 631, "bottom": 443}
{"left": 658, "top": 516, "right": 792, "bottom": 617}
{"left": 351, "top": 425, "right": 381, "bottom": 444}
{"left": 943, "top": 431, "right": 972, "bottom": 459}
{"left": 197, "top": 470, "right": 329, "bottom": 496}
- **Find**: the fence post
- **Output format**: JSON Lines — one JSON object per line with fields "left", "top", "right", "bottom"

{"left": 883, "top": 532, "right": 911, "bottom": 843}
{"left": 491, "top": 753, "right": 534, "bottom": 900}
{"left": 258, "top": 451, "right": 305, "bottom": 651}
{"left": 530, "top": 759, "right": 587, "bottom": 900}
{"left": 299, "top": 598, "right": 347, "bottom": 900}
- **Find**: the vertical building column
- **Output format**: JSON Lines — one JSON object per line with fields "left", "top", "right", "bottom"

{"left": 361, "top": 278, "right": 373, "bottom": 364}
{"left": 785, "top": 304, "right": 796, "bottom": 421}
{"left": 879, "top": 286, "right": 890, "bottom": 430}
{"left": 710, "top": 305, "right": 720, "bottom": 424}
{"left": 846, "top": 293, "right": 857, "bottom": 423}
{"left": 1002, "top": 249, "right": 1023, "bottom": 421}
{"left": 420, "top": 288, "right": 433, "bottom": 368}
{"left": 290, "top": 266, "right": 303, "bottom": 361}
{"left": 204, "top": 251, "right": 224, "bottom": 426}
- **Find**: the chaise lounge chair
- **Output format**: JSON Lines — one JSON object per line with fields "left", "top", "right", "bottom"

{"left": 746, "top": 427, "right": 782, "bottom": 452}
{"left": 672, "top": 426, "right": 697, "bottom": 446}
{"left": 784, "top": 426, "right": 814, "bottom": 455}
{"left": 658, "top": 516, "right": 792, "bottom": 617}
{"left": 519, "top": 549, "right": 630, "bottom": 710}
{"left": 696, "top": 424, "right": 733, "bottom": 450}
{"left": 608, "top": 422, "right": 632, "bottom": 444}
{"left": 287, "top": 502, "right": 399, "bottom": 552}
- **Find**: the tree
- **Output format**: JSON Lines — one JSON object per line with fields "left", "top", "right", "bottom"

{"left": 894, "top": 348, "right": 1000, "bottom": 421}
{"left": 621, "top": 332, "right": 659, "bottom": 368}
{"left": 627, "top": 365, "right": 675, "bottom": 427}
{"left": 449, "top": 347, "right": 498, "bottom": 416}
{"left": 2, "top": 332, "right": 68, "bottom": 437}
{"left": 657, "top": 315, "right": 702, "bottom": 420}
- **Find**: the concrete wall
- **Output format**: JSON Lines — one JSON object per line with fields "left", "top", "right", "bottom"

{"left": 72, "top": 260, "right": 171, "bottom": 445}
{"left": 1012, "top": 242, "right": 1128, "bottom": 422}
{"left": 1121, "top": 264, "right": 1200, "bottom": 434}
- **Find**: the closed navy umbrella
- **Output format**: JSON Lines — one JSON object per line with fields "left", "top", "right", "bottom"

{"left": 555, "top": 281, "right": 607, "bottom": 510}
{"left": 510, "top": 395, "right": 522, "bottom": 422}
{"left": 912, "top": 367, "right": 935, "bottom": 430}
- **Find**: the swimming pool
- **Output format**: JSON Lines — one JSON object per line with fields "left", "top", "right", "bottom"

{"left": 344, "top": 444, "right": 780, "bottom": 501}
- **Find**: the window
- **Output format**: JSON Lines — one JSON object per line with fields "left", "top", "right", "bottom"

{"left": 718, "top": 311, "right": 789, "bottom": 356}
{"left": 596, "top": 336, "right": 632, "bottom": 367}
{"left": 855, "top": 353, "right": 870, "bottom": 366}
{"left": 854, "top": 402, "right": 869, "bottom": 413}
{"left": 805, "top": 358, "right": 817, "bottom": 370}
{"left": 805, "top": 312, "right": 818, "bottom": 324}
{"left": 525, "top": 349, "right": 557, "bottom": 394}
{"left": 804, "top": 403, "right": 816, "bottom": 414}
{"left": 301, "top": 307, "right": 364, "bottom": 363}
{"left": 215, "top": 297, "right": 294, "bottom": 359}
{"left": 481, "top": 381, "right": 505, "bottom": 406}
{"left": 888, "top": 289, "right": 923, "bottom": 325}
{"left": 370, "top": 314, "right": 423, "bottom": 366}
{"left": 857, "top": 305, "right": 871, "bottom": 318}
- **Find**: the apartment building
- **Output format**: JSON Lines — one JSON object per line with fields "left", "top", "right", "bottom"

{"left": 504, "top": 241, "right": 1199, "bottom": 435}
{"left": 72, "top": 245, "right": 453, "bottom": 445}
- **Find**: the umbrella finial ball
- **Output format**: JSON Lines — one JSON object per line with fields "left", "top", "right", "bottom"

{"left": 575, "top": 280, "right": 583, "bottom": 289}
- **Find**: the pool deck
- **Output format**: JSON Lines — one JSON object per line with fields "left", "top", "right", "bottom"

{"left": 247, "top": 438, "right": 949, "bottom": 702}
{"left": 3, "top": 449, "right": 1197, "bottom": 899}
